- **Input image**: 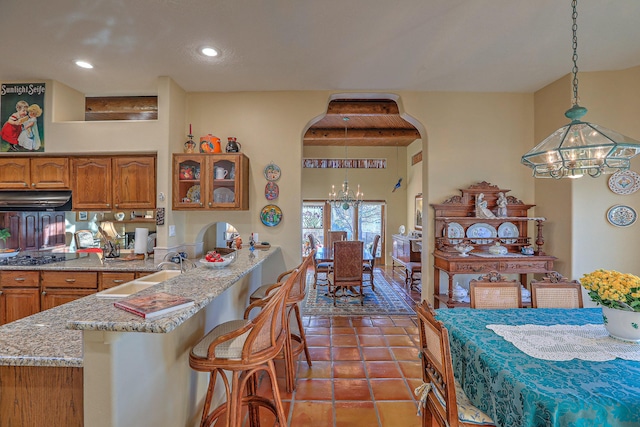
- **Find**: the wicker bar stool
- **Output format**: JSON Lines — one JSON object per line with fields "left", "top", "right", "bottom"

{"left": 188, "top": 266, "right": 301, "bottom": 427}
{"left": 246, "top": 251, "right": 315, "bottom": 393}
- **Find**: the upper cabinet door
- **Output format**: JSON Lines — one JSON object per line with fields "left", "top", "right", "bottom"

{"left": 172, "top": 153, "right": 249, "bottom": 211}
{"left": 30, "top": 158, "right": 70, "bottom": 189}
{"left": 0, "top": 158, "right": 30, "bottom": 189}
{"left": 173, "top": 154, "right": 207, "bottom": 210}
{"left": 112, "top": 156, "right": 156, "bottom": 209}
{"left": 71, "top": 157, "right": 113, "bottom": 210}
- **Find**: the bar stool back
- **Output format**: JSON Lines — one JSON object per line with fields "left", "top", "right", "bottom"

{"left": 246, "top": 251, "right": 315, "bottom": 392}
{"left": 189, "top": 265, "right": 300, "bottom": 427}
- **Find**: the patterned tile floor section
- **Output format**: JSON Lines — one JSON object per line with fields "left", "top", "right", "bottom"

{"left": 255, "top": 266, "right": 423, "bottom": 426}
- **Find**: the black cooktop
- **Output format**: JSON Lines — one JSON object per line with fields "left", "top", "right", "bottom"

{"left": 0, "top": 253, "right": 76, "bottom": 266}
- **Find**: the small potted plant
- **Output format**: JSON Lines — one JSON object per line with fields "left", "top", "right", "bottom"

{"left": 0, "top": 228, "right": 10, "bottom": 249}
{"left": 580, "top": 269, "right": 640, "bottom": 342}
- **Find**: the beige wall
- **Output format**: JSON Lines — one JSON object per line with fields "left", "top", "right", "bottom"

{"left": 13, "top": 67, "right": 640, "bottom": 303}
{"left": 302, "top": 144, "right": 413, "bottom": 265}
{"left": 533, "top": 66, "right": 640, "bottom": 289}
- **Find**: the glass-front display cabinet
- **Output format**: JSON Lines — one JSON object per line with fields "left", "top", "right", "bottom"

{"left": 172, "top": 153, "right": 249, "bottom": 210}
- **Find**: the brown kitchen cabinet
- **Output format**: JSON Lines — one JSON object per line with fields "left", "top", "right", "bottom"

{"left": 72, "top": 155, "right": 156, "bottom": 210}
{"left": 0, "top": 211, "right": 65, "bottom": 251}
{"left": 0, "top": 271, "right": 40, "bottom": 325}
{"left": 40, "top": 271, "right": 98, "bottom": 311}
{"left": 172, "top": 153, "right": 249, "bottom": 210}
{"left": 0, "top": 157, "right": 70, "bottom": 189}
{"left": 99, "top": 271, "right": 136, "bottom": 291}
{"left": 112, "top": 156, "right": 156, "bottom": 209}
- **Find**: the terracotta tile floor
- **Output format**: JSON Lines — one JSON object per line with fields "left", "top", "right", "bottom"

{"left": 256, "top": 266, "right": 424, "bottom": 426}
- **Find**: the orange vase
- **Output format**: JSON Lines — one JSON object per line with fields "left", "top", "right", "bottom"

{"left": 200, "top": 134, "right": 222, "bottom": 153}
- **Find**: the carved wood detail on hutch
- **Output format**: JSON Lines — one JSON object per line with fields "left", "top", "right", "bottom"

{"left": 431, "top": 182, "right": 556, "bottom": 308}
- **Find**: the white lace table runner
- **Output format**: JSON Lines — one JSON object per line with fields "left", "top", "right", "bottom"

{"left": 486, "top": 324, "right": 640, "bottom": 361}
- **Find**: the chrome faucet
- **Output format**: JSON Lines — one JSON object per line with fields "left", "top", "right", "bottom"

{"left": 157, "top": 251, "right": 197, "bottom": 272}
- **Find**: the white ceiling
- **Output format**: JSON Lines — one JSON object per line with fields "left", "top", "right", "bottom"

{"left": 1, "top": 0, "right": 639, "bottom": 96}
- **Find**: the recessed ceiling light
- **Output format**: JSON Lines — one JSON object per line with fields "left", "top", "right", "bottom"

{"left": 75, "top": 60, "right": 93, "bottom": 69}
{"left": 201, "top": 47, "right": 218, "bottom": 57}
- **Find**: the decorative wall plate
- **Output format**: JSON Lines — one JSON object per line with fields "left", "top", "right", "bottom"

{"left": 264, "top": 163, "right": 281, "bottom": 181}
{"left": 265, "top": 182, "right": 279, "bottom": 200}
{"left": 444, "top": 222, "right": 465, "bottom": 244}
{"left": 607, "top": 205, "right": 637, "bottom": 227}
{"left": 498, "top": 222, "right": 519, "bottom": 244}
{"left": 466, "top": 223, "right": 497, "bottom": 244}
{"left": 261, "top": 204, "right": 283, "bottom": 227}
{"left": 608, "top": 170, "right": 640, "bottom": 195}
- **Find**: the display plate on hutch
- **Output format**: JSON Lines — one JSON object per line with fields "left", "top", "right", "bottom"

{"left": 444, "top": 222, "right": 465, "bottom": 244}
{"left": 466, "top": 223, "right": 497, "bottom": 244}
{"left": 498, "top": 222, "right": 519, "bottom": 244}
{"left": 606, "top": 205, "right": 637, "bottom": 227}
{"left": 608, "top": 170, "right": 640, "bottom": 195}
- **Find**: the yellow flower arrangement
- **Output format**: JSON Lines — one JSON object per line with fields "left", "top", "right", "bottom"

{"left": 580, "top": 269, "right": 640, "bottom": 312}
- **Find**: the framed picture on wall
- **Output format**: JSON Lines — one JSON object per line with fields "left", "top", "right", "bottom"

{"left": 415, "top": 194, "right": 423, "bottom": 230}
{"left": 77, "top": 211, "right": 88, "bottom": 221}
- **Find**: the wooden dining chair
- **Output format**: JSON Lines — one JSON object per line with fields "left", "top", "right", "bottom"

{"left": 415, "top": 301, "right": 495, "bottom": 427}
{"left": 330, "top": 240, "right": 364, "bottom": 306}
{"left": 327, "top": 230, "right": 347, "bottom": 249}
{"left": 469, "top": 271, "right": 522, "bottom": 309}
{"left": 531, "top": 272, "right": 583, "bottom": 308}
{"left": 362, "top": 234, "right": 380, "bottom": 291}
{"left": 308, "top": 233, "right": 332, "bottom": 288}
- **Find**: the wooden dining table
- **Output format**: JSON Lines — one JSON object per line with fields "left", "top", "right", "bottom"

{"left": 436, "top": 308, "right": 640, "bottom": 427}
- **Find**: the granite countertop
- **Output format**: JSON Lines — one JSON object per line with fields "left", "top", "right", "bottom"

{"left": 0, "top": 247, "right": 280, "bottom": 368}
{"left": 0, "top": 252, "right": 158, "bottom": 272}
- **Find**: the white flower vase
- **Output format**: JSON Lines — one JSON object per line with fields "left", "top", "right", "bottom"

{"left": 602, "top": 306, "right": 640, "bottom": 342}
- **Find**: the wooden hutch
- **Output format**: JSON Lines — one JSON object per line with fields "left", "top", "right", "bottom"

{"left": 431, "top": 182, "right": 556, "bottom": 308}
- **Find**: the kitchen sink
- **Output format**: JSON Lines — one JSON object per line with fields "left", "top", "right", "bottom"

{"left": 96, "top": 270, "right": 182, "bottom": 298}
{"left": 97, "top": 282, "right": 156, "bottom": 298}
{"left": 135, "top": 270, "right": 182, "bottom": 284}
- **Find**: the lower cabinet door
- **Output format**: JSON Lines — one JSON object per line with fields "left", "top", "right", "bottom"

{"left": 0, "top": 288, "right": 40, "bottom": 325}
{"left": 40, "top": 288, "right": 95, "bottom": 311}
{"left": 99, "top": 272, "right": 136, "bottom": 291}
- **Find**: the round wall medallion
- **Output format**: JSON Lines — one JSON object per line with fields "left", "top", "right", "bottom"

{"left": 265, "top": 182, "right": 279, "bottom": 200}
{"left": 606, "top": 205, "right": 637, "bottom": 227}
{"left": 260, "top": 204, "right": 283, "bottom": 227}
{"left": 264, "top": 163, "right": 281, "bottom": 182}
{"left": 608, "top": 170, "right": 640, "bottom": 195}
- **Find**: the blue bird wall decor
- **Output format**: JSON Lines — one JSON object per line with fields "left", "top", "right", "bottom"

{"left": 392, "top": 177, "right": 402, "bottom": 192}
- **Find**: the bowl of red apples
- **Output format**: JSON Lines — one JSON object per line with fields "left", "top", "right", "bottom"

{"left": 199, "top": 249, "right": 237, "bottom": 268}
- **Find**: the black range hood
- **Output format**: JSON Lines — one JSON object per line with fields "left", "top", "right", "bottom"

{"left": 0, "top": 190, "right": 73, "bottom": 211}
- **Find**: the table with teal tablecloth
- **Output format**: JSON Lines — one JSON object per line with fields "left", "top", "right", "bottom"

{"left": 435, "top": 308, "right": 640, "bottom": 427}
